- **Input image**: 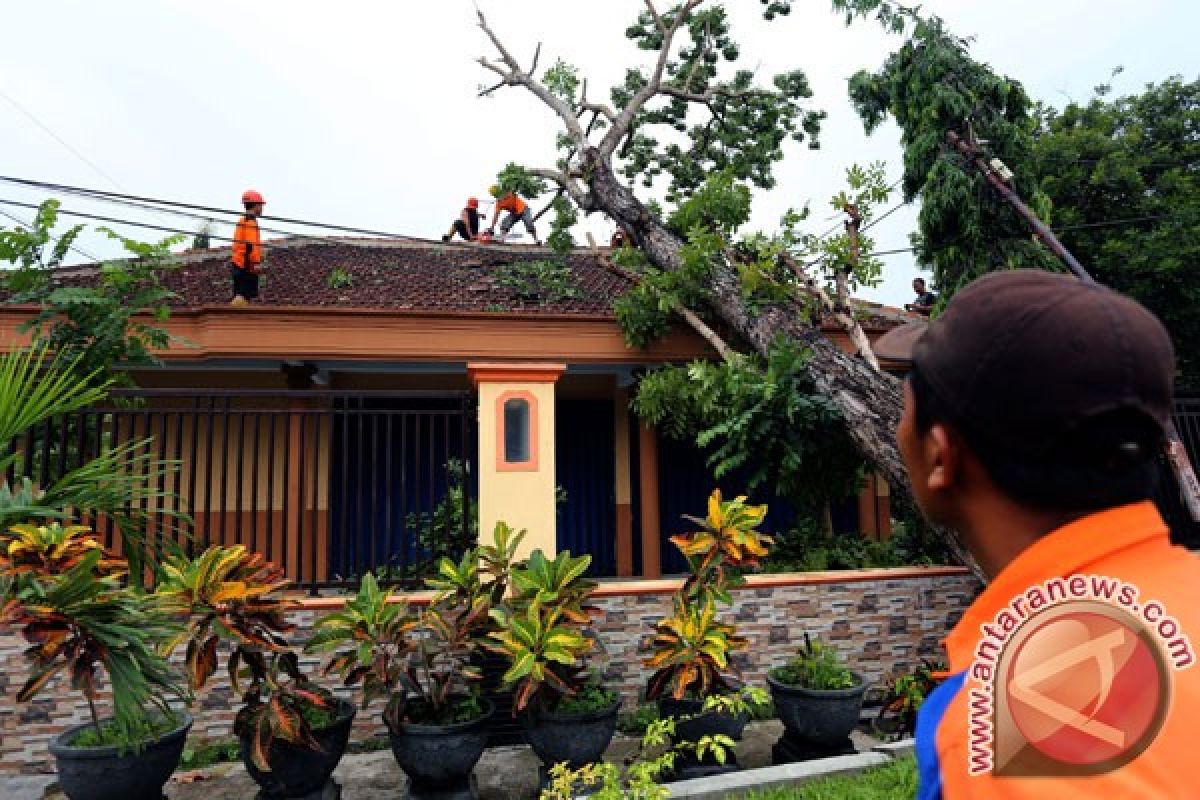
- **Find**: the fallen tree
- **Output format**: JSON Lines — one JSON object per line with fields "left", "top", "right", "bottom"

{"left": 475, "top": 0, "right": 984, "bottom": 577}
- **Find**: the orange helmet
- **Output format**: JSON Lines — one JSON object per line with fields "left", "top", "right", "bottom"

{"left": 242, "top": 189, "right": 265, "bottom": 205}
{"left": 467, "top": 197, "right": 479, "bottom": 209}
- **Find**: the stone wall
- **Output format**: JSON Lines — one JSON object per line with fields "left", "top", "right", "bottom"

{"left": 0, "top": 568, "right": 979, "bottom": 774}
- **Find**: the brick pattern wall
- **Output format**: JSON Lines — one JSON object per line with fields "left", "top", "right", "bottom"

{"left": 0, "top": 571, "right": 979, "bottom": 775}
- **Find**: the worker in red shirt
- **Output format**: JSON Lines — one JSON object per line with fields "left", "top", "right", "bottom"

{"left": 486, "top": 185, "right": 541, "bottom": 245}
{"left": 231, "top": 189, "right": 265, "bottom": 305}
{"left": 878, "top": 270, "right": 1200, "bottom": 798}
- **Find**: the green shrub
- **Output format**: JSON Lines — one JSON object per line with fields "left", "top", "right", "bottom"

{"left": 771, "top": 634, "right": 858, "bottom": 690}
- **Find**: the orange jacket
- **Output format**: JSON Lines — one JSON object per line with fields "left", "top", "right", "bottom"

{"left": 232, "top": 215, "right": 263, "bottom": 271}
{"left": 495, "top": 193, "right": 527, "bottom": 215}
{"left": 925, "top": 502, "right": 1200, "bottom": 799}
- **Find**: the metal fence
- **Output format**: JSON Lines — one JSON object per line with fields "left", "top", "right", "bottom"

{"left": 2, "top": 389, "right": 474, "bottom": 591}
{"left": 1163, "top": 397, "right": 1200, "bottom": 548}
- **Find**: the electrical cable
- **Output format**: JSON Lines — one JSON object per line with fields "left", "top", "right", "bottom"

{"left": 0, "top": 174, "right": 420, "bottom": 241}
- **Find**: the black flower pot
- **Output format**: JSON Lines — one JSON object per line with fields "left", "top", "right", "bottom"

{"left": 767, "top": 671, "right": 866, "bottom": 746}
{"left": 388, "top": 697, "right": 494, "bottom": 797}
{"left": 240, "top": 699, "right": 356, "bottom": 798}
{"left": 48, "top": 711, "right": 193, "bottom": 800}
{"left": 474, "top": 651, "right": 522, "bottom": 747}
{"left": 657, "top": 695, "right": 749, "bottom": 744}
{"left": 521, "top": 695, "right": 620, "bottom": 770}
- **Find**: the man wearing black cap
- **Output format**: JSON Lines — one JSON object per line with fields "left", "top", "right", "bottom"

{"left": 878, "top": 270, "right": 1200, "bottom": 798}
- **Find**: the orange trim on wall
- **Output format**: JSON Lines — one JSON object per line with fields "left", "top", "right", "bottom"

{"left": 495, "top": 390, "right": 539, "bottom": 472}
{"left": 467, "top": 362, "right": 567, "bottom": 385}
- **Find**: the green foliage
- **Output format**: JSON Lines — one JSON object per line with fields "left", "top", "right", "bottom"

{"left": 615, "top": 7, "right": 824, "bottom": 203}
{"left": 231, "top": 651, "right": 338, "bottom": 772}
{"left": 743, "top": 756, "right": 917, "bottom": 800}
{"left": 1032, "top": 75, "right": 1200, "bottom": 388}
{"left": 306, "top": 573, "right": 418, "bottom": 710}
{"left": 547, "top": 195, "right": 578, "bottom": 255}
{"left": 758, "top": 514, "right": 951, "bottom": 573}
{"left": 671, "top": 490, "right": 772, "bottom": 606}
{"left": 1, "top": 545, "right": 185, "bottom": 752}
{"left": 2, "top": 200, "right": 183, "bottom": 387}
{"left": 495, "top": 258, "right": 582, "bottom": 304}
{"left": 785, "top": 162, "right": 893, "bottom": 298}
{"left": 494, "top": 163, "right": 548, "bottom": 201}
{"left": 69, "top": 712, "right": 175, "bottom": 748}
{"left": 487, "top": 549, "right": 599, "bottom": 712}
{"left": 180, "top": 739, "right": 242, "bottom": 770}
{"left": 875, "top": 659, "right": 945, "bottom": 738}
{"left": 325, "top": 266, "right": 353, "bottom": 289}
{"left": 154, "top": 545, "right": 294, "bottom": 690}
{"left": 771, "top": 634, "right": 858, "bottom": 691}
{"left": 0, "top": 345, "right": 185, "bottom": 576}
{"left": 401, "top": 459, "right": 477, "bottom": 580}
{"left": 543, "top": 59, "right": 581, "bottom": 104}
{"left": 644, "top": 490, "right": 768, "bottom": 702}
{"left": 556, "top": 682, "right": 618, "bottom": 715}
{"left": 847, "top": 14, "right": 1058, "bottom": 299}
{"left": 633, "top": 342, "right": 863, "bottom": 508}
{"left": 541, "top": 693, "right": 752, "bottom": 800}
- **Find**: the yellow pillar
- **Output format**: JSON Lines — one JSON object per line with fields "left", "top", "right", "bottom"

{"left": 468, "top": 363, "right": 566, "bottom": 560}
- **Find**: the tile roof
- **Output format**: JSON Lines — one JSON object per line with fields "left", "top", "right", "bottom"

{"left": 40, "top": 237, "right": 915, "bottom": 329}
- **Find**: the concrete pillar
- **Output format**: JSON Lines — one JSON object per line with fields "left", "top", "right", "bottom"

{"left": 638, "top": 422, "right": 661, "bottom": 579}
{"left": 614, "top": 386, "right": 634, "bottom": 577}
{"left": 468, "top": 363, "right": 566, "bottom": 561}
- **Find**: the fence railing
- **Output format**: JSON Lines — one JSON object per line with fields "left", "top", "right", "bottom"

{"left": 1157, "top": 398, "right": 1200, "bottom": 549}
{"left": 2, "top": 389, "right": 475, "bottom": 591}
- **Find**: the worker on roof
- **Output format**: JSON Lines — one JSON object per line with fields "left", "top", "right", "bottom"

{"left": 486, "top": 185, "right": 541, "bottom": 245}
{"left": 442, "top": 197, "right": 482, "bottom": 243}
{"left": 880, "top": 270, "right": 1200, "bottom": 799}
{"left": 231, "top": 189, "right": 265, "bottom": 305}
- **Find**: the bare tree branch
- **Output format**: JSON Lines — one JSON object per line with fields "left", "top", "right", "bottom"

{"left": 598, "top": 0, "right": 708, "bottom": 158}
{"left": 528, "top": 167, "right": 593, "bottom": 210}
{"left": 476, "top": 9, "right": 588, "bottom": 149}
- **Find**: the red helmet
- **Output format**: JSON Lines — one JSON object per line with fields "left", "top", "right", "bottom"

{"left": 242, "top": 189, "right": 265, "bottom": 205}
{"left": 467, "top": 197, "right": 479, "bottom": 209}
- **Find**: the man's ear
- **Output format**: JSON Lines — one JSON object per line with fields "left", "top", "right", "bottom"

{"left": 924, "top": 422, "right": 961, "bottom": 493}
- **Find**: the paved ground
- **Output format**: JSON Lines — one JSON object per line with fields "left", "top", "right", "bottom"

{"left": 11, "top": 721, "right": 884, "bottom": 800}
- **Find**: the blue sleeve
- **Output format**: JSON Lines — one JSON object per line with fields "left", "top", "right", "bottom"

{"left": 915, "top": 670, "right": 967, "bottom": 800}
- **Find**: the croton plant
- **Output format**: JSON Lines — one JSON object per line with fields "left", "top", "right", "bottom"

{"left": 645, "top": 490, "right": 772, "bottom": 702}
{"left": 155, "top": 544, "right": 335, "bottom": 771}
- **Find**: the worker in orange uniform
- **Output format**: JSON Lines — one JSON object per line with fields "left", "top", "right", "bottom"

{"left": 877, "top": 269, "right": 1200, "bottom": 798}
{"left": 486, "top": 185, "right": 541, "bottom": 245}
{"left": 442, "top": 197, "right": 482, "bottom": 242}
{"left": 231, "top": 189, "right": 265, "bottom": 305}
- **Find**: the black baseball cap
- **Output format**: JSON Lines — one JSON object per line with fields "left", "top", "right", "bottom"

{"left": 877, "top": 270, "right": 1175, "bottom": 455}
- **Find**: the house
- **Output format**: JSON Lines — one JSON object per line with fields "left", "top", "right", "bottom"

{"left": 0, "top": 237, "right": 918, "bottom": 586}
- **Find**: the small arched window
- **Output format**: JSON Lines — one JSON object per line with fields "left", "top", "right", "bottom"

{"left": 496, "top": 390, "right": 538, "bottom": 471}
{"left": 503, "top": 397, "right": 531, "bottom": 464}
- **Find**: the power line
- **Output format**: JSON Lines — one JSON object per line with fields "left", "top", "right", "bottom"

{"left": 0, "top": 90, "right": 128, "bottom": 191}
{"left": 0, "top": 207, "right": 101, "bottom": 262}
{"left": 0, "top": 174, "right": 420, "bottom": 241}
{"left": 0, "top": 198, "right": 268, "bottom": 247}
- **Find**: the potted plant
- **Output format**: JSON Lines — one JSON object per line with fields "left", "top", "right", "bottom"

{"left": 874, "top": 658, "right": 945, "bottom": 738}
{"left": 645, "top": 490, "right": 772, "bottom": 761}
{"left": 487, "top": 549, "right": 620, "bottom": 777}
{"left": 308, "top": 570, "right": 494, "bottom": 798}
{"left": 425, "top": 520, "right": 527, "bottom": 746}
{"left": 156, "top": 545, "right": 353, "bottom": 798}
{"left": 1, "top": 523, "right": 192, "bottom": 800}
{"left": 767, "top": 633, "right": 866, "bottom": 747}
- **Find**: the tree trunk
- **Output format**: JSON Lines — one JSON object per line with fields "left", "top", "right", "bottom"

{"left": 584, "top": 148, "right": 982, "bottom": 580}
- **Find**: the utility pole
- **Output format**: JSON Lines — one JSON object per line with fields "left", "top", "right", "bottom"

{"left": 946, "top": 129, "right": 1200, "bottom": 524}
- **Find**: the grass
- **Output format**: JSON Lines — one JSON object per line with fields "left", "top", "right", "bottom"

{"left": 742, "top": 756, "right": 916, "bottom": 800}
{"left": 70, "top": 715, "right": 175, "bottom": 748}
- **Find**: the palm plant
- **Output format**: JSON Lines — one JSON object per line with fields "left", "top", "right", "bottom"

{"left": 0, "top": 345, "right": 185, "bottom": 575}
{"left": 1, "top": 540, "right": 184, "bottom": 749}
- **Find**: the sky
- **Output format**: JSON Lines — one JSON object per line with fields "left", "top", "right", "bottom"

{"left": 2, "top": 0, "right": 1198, "bottom": 307}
